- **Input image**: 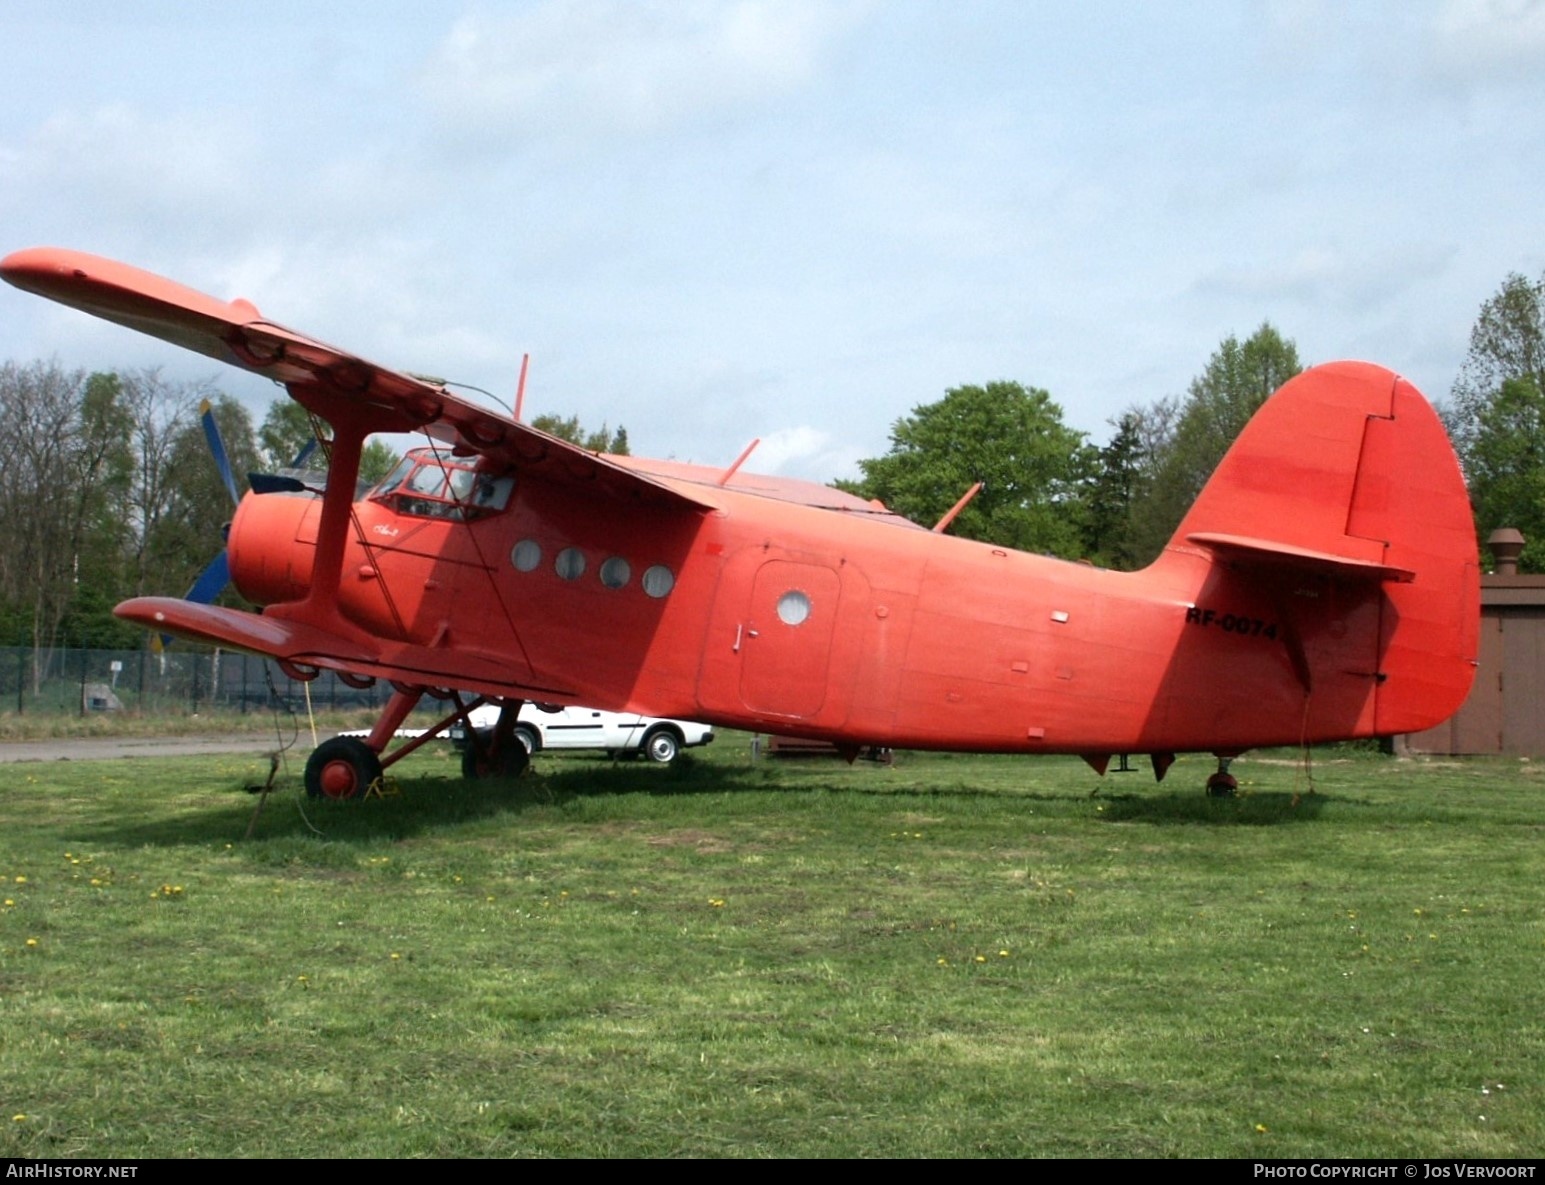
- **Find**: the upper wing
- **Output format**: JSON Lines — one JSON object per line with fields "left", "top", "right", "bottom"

{"left": 0, "top": 246, "right": 712, "bottom": 513}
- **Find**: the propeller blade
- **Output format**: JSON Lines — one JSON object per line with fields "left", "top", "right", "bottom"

{"left": 184, "top": 551, "right": 231, "bottom": 605}
{"left": 291, "top": 436, "right": 319, "bottom": 469}
{"left": 200, "top": 398, "right": 242, "bottom": 508}
{"left": 159, "top": 550, "right": 230, "bottom": 648}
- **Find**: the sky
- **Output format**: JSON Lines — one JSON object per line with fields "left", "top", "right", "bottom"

{"left": 1, "top": 0, "right": 1541, "bottom": 481}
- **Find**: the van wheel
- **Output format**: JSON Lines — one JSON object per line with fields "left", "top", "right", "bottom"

{"left": 642, "top": 727, "right": 681, "bottom": 764}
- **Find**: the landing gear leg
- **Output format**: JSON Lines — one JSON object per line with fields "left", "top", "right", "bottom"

{"left": 1206, "top": 756, "right": 1239, "bottom": 798}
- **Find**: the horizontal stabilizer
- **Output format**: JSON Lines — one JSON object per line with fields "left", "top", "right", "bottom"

{"left": 1186, "top": 532, "right": 1415, "bottom": 583}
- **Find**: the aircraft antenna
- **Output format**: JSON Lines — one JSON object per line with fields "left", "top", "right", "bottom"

{"left": 514, "top": 353, "right": 530, "bottom": 423}
{"left": 931, "top": 482, "right": 984, "bottom": 533}
{"left": 441, "top": 380, "right": 512, "bottom": 416}
{"left": 717, "top": 438, "right": 760, "bottom": 486}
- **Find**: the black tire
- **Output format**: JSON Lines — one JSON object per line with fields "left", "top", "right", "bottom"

{"left": 461, "top": 731, "right": 531, "bottom": 780}
{"left": 1206, "top": 772, "right": 1239, "bottom": 798}
{"left": 641, "top": 727, "right": 681, "bottom": 764}
{"left": 305, "top": 737, "right": 383, "bottom": 801}
{"left": 513, "top": 724, "right": 540, "bottom": 754}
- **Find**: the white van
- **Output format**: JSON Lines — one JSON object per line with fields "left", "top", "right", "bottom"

{"left": 450, "top": 703, "right": 714, "bottom": 763}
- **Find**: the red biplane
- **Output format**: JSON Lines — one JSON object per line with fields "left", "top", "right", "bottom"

{"left": 1, "top": 247, "right": 1479, "bottom": 797}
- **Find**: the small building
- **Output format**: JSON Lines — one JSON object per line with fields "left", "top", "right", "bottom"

{"left": 1403, "top": 529, "right": 1545, "bottom": 756}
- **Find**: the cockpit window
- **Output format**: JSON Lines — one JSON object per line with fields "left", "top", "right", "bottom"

{"left": 369, "top": 451, "right": 514, "bottom": 521}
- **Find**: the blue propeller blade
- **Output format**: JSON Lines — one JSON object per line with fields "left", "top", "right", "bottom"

{"left": 200, "top": 398, "right": 242, "bottom": 508}
{"left": 185, "top": 551, "right": 231, "bottom": 605}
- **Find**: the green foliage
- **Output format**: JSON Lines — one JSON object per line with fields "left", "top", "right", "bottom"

{"left": 1082, "top": 411, "right": 1148, "bottom": 569}
{"left": 1450, "top": 272, "right": 1545, "bottom": 454}
{"left": 840, "top": 381, "right": 1093, "bottom": 557}
{"left": 531, "top": 413, "right": 630, "bottom": 454}
{"left": 1449, "top": 272, "right": 1545, "bottom": 569}
{"left": 1127, "top": 323, "right": 1301, "bottom": 564}
{"left": 0, "top": 363, "right": 138, "bottom": 647}
{"left": 258, "top": 398, "right": 318, "bottom": 470}
{"left": 260, "top": 399, "right": 399, "bottom": 485}
{"left": 359, "top": 438, "right": 399, "bottom": 485}
{"left": 1464, "top": 377, "right": 1545, "bottom": 569}
{"left": 142, "top": 393, "right": 260, "bottom": 600}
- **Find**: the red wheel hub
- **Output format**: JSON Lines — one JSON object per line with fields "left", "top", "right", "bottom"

{"left": 320, "top": 760, "right": 359, "bottom": 799}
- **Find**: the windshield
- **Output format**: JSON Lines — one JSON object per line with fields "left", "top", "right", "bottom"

{"left": 369, "top": 451, "right": 514, "bottom": 521}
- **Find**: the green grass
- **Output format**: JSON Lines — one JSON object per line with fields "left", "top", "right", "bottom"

{"left": 0, "top": 705, "right": 390, "bottom": 742}
{"left": 0, "top": 740, "right": 1540, "bottom": 1157}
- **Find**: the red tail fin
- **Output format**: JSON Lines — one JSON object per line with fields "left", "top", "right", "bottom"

{"left": 1167, "top": 361, "right": 1478, "bottom": 735}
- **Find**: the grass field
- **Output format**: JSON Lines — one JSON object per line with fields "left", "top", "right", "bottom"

{"left": 0, "top": 737, "right": 1540, "bottom": 1158}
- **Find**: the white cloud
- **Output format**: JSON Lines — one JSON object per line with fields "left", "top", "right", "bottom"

{"left": 750, "top": 424, "right": 867, "bottom": 482}
{"left": 421, "top": 0, "right": 868, "bottom": 144}
{"left": 1429, "top": 0, "right": 1545, "bottom": 83}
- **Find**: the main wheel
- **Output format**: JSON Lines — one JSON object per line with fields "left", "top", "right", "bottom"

{"left": 642, "top": 727, "right": 681, "bottom": 764}
{"left": 305, "top": 737, "right": 384, "bottom": 801}
{"left": 461, "top": 731, "right": 531, "bottom": 779}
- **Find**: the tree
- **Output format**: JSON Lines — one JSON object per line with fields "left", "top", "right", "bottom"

{"left": 531, "top": 413, "right": 630, "bottom": 454}
{"left": 142, "top": 392, "right": 261, "bottom": 600}
{"left": 258, "top": 398, "right": 321, "bottom": 471}
{"left": 0, "top": 363, "right": 136, "bottom": 652}
{"left": 259, "top": 398, "right": 399, "bottom": 484}
{"left": 1446, "top": 271, "right": 1545, "bottom": 567}
{"left": 1127, "top": 323, "right": 1301, "bottom": 564}
{"left": 1464, "top": 376, "right": 1545, "bottom": 570}
{"left": 1449, "top": 271, "right": 1545, "bottom": 460}
{"left": 837, "top": 381, "right": 1093, "bottom": 557}
{"left": 1082, "top": 411, "right": 1148, "bottom": 569}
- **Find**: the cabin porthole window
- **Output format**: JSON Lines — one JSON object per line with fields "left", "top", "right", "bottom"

{"left": 777, "top": 590, "right": 811, "bottom": 626}
{"left": 555, "top": 547, "right": 586, "bottom": 581}
{"left": 511, "top": 540, "right": 542, "bottom": 572}
{"left": 641, "top": 564, "right": 675, "bottom": 598}
{"left": 599, "top": 556, "right": 631, "bottom": 589}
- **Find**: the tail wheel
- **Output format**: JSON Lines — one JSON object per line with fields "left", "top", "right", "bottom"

{"left": 642, "top": 727, "right": 681, "bottom": 764}
{"left": 1206, "top": 755, "right": 1239, "bottom": 798}
{"left": 1206, "top": 771, "right": 1239, "bottom": 798}
{"left": 306, "top": 737, "right": 384, "bottom": 801}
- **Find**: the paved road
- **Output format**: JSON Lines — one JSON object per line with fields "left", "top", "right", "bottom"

{"left": 0, "top": 736, "right": 307, "bottom": 763}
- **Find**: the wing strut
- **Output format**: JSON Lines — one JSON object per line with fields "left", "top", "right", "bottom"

{"left": 265, "top": 380, "right": 370, "bottom": 637}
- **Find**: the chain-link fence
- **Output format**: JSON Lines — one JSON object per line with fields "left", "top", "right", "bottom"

{"left": 1, "top": 646, "right": 391, "bottom": 717}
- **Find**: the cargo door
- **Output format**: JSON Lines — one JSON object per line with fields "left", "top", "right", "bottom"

{"left": 738, "top": 560, "right": 842, "bottom": 719}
